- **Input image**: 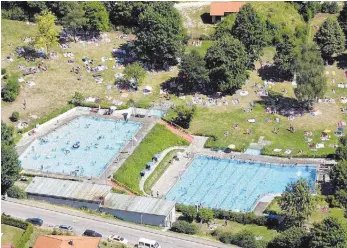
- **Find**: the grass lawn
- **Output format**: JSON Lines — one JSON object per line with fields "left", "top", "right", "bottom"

{"left": 1, "top": 19, "right": 177, "bottom": 123}
{"left": 186, "top": 40, "right": 214, "bottom": 57}
{"left": 114, "top": 124, "right": 189, "bottom": 194}
{"left": 197, "top": 220, "right": 278, "bottom": 243}
{"left": 1, "top": 224, "right": 24, "bottom": 247}
{"left": 144, "top": 148, "right": 185, "bottom": 195}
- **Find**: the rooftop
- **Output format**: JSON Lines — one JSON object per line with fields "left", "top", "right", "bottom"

{"left": 102, "top": 193, "right": 176, "bottom": 216}
{"left": 25, "top": 177, "right": 112, "bottom": 202}
{"left": 33, "top": 235, "right": 100, "bottom": 248}
{"left": 210, "top": 2, "right": 246, "bottom": 16}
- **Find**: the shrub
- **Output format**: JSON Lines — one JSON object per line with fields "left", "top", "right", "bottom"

{"left": 1, "top": 68, "right": 7, "bottom": 75}
{"left": 164, "top": 105, "right": 197, "bottom": 129}
{"left": 213, "top": 209, "right": 271, "bottom": 226}
{"left": 7, "top": 185, "right": 27, "bottom": 199}
{"left": 10, "top": 111, "right": 20, "bottom": 122}
{"left": 69, "top": 92, "right": 84, "bottom": 105}
{"left": 171, "top": 220, "right": 198, "bottom": 235}
{"left": 1, "top": 215, "right": 28, "bottom": 229}
{"left": 1, "top": 7, "right": 27, "bottom": 21}
{"left": 180, "top": 205, "right": 198, "bottom": 222}
{"left": 2, "top": 79, "right": 20, "bottom": 102}
{"left": 326, "top": 195, "right": 341, "bottom": 208}
{"left": 218, "top": 230, "right": 265, "bottom": 248}
{"left": 52, "top": 229, "right": 73, "bottom": 236}
{"left": 198, "top": 208, "right": 214, "bottom": 223}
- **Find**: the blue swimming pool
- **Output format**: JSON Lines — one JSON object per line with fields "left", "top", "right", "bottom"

{"left": 166, "top": 156, "right": 317, "bottom": 212}
{"left": 19, "top": 116, "right": 142, "bottom": 177}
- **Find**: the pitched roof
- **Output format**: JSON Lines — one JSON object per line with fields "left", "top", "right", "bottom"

{"left": 210, "top": 2, "right": 247, "bottom": 16}
{"left": 102, "top": 193, "right": 176, "bottom": 216}
{"left": 33, "top": 235, "right": 100, "bottom": 248}
{"left": 25, "top": 177, "right": 112, "bottom": 202}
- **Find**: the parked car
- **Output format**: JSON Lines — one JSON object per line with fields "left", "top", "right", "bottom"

{"left": 55, "top": 225, "right": 74, "bottom": 232}
{"left": 108, "top": 234, "right": 128, "bottom": 244}
{"left": 138, "top": 238, "right": 161, "bottom": 248}
{"left": 83, "top": 229, "right": 102, "bottom": 237}
{"left": 26, "top": 218, "right": 43, "bottom": 226}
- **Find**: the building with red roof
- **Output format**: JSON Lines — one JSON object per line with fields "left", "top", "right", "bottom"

{"left": 210, "top": 2, "right": 247, "bottom": 23}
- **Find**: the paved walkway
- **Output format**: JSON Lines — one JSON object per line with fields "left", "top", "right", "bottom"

{"left": 139, "top": 146, "right": 187, "bottom": 196}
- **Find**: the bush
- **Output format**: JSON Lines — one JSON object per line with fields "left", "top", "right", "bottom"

{"left": 198, "top": 208, "right": 214, "bottom": 223}
{"left": 171, "top": 220, "right": 198, "bottom": 235}
{"left": 326, "top": 195, "right": 341, "bottom": 208}
{"left": 18, "top": 223, "right": 33, "bottom": 248}
{"left": 69, "top": 92, "right": 84, "bottom": 105}
{"left": 10, "top": 111, "right": 20, "bottom": 122}
{"left": 2, "top": 7, "right": 27, "bottom": 21}
{"left": 2, "top": 79, "right": 20, "bottom": 102}
{"left": 164, "top": 105, "right": 197, "bottom": 129}
{"left": 213, "top": 209, "right": 271, "bottom": 226}
{"left": 1, "top": 68, "right": 7, "bottom": 75}
{"left": 218, "top": 230, "right": 265, "bottom": 248}
{"left": 180, "top": 205, "right": 198, "bottom": 222}
{"left": 1, "top": 215, "right": 28, "bottom": 229}
{"left": 52, "top": 229, "right": 73, "bottom": 236}
{"left": 6, "top": 185, "right": 27, "bottom": 199}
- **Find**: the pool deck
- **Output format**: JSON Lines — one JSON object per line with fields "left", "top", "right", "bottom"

{"left": 152, "top": 135, "right": 336, "bottom": 199}
{"left": 16, "top": 107, "right": 159, "bottom": 181}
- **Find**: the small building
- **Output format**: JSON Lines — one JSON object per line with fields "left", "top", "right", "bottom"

{"left": 101, "top": 193, "right": 176, "bottom": 227}
{"left": 210, "top": 2, "right": 246, "bottom": 23}
{"left": 25, "top": 177, "right": 112, "bottom": 210}
{"left": 33, "top": 235, "right": 100, "bottom": 248}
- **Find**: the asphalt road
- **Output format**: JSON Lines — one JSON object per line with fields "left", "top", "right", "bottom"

{"left": 2, "top": 200, "right": 234, "bottom": 248}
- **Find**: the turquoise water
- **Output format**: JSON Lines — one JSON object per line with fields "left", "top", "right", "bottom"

{"left": 166, "top": 156, "right": 317, "bottom": 212}
{"left": 19, "top": 116, "right": 142, "bottom": 177}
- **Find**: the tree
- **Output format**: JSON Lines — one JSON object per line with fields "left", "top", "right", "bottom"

{"left": 198, "top": 208, "right": 214, "bottom": 223}
{"left": 1, "top": 144, "right": 20, "bottom": 194}
{"left": 278, "top": 179, "right": 314, "bottom": 226}
{"left": 1, "top": 122, "right": 14, "bottom": 146}
{"left": 314, "top": 18, "right": 345, "bottom": 60}
{"left": 69, "top": 92, "right": 84, "bottom": 106}
{"left": 330, "top": 160, "right": 347, "bottom": 207}
{"left": 1, "top": 79, "right": 20, "bottom": 102}
{"left": 274, "top": 32, "right": 298, "bottom": 80}
{"left": 83, "top": 1, "right": 109, "bottom": 32}
{"left": 294, "top": 45, "right": 326, "bottom": 106}
{"left": 35, "top": 10, "right": 59, "bottom": 55}
{"left": 268, "top": 227, "right": 310, "bottom": 248}
{"left": 180, "top": 205, "right": 197, "bottom": 222}
{"left": 231, "top": 4, "right": 267, "bottom": 66}
{"left": 338, "top": 2, "right": 347, "bottom": 47}
{"left": 336, "top": 137, "right": 347, "bottom": 160}
{"left": 205, "top": 35, "right": 249, "bottom": 93}
{"left": 134, "top": 4, "right": 187, "bottom": 68}
{"left": 214, "top": 14, "right": 237, "bottom": 39}
{"left": 167, "top": 105, "right": 197, "bottom": 129}
{"left": 321, "top": 2, "right": 339, "bottom": 14}
{"left": 178, "top": 50, "right": 209, "bottom": 92}
{"left": 309, "top": 217, "right": 347, "bottom": 248}
{"left": 61, "top": 3, "right": 87, "bottom": 42}
{"left": 123, "top": 62, "right": 147, "bottom": 88}
{"left": 297, "top": 2, "right": 321, "bottom": 22}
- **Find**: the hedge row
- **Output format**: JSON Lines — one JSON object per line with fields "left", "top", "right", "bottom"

{"left": 171, "top": 220, "right": 198, "bottom": 235}
{"left": 2, "top": 215, "right": 33, "bottom": 248}
{"left": 7, "top": 185, "right": 27, "bottom": 199}
{"left": 213, "top": 229, "right": 267, "bottom": 248}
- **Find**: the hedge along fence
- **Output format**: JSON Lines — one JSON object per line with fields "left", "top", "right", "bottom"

{"left": 176, "top": 204, "right": 279, "bottom": 228}
{"left": 2, "top": 215, "right": 33, "bottom": 248}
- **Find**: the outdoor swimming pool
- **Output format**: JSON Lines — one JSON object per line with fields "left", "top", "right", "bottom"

{"left": 19, "top": 116, "right": 142, "bottom": 177}
{"left": 166, "top": 156, "right": 317, "bottom": 212}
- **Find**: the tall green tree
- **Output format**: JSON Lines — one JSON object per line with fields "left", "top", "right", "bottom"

{"left": 321, "top": 2, "right": 339, "bottom": 14}
{"left": 330, "top": 160, "right": 347, "bottom": 207}
{"left": 274, "top": 32, "right": 298, "bottom": 80}
{"left": 1, "top": 122, "right": 20, "bottom": 194}
{"left": 178, "top": 50, "right": 209, "bottom": 92}
{"left": 279, "top": 179, "right": 314, "bottom": 226}
{"left": 268, "top": 227, "right": 310, "bottom": 248}
{"left": 61, "top": 2, "right": 87, "bottom": 42}
{"left": 309, "top": 217, "right": 347, "bottom": 248}
{"left": 294, "top": 45, "right": 326, "bottom": 107}
{"left": 205, "top": 35, "right": 249, "bottom": 92}
{"left": 231, "top": 4, "right": 267, "bottom": 66}
{"left": 134, "top": 4, "right": 187, "bottom": 68}
{"left": 338, "top": 2, "right": 347, "bottom": 47}
{"left": 83, "top": 1, "right": 109, "bottom": 32}
{"left": 314, "top": 18, "right": 345, "bottom": 60}
{"left": 35, "top": 10, "right": 59, "bottom": 54}
{"left": 123, "top": 62, "right": 147, "bottom": 87}
{"left": 336, "top": 137, "right": 347, "bottom": 160}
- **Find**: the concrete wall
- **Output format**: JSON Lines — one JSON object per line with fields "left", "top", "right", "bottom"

{"left": 100, "top": 207, "right": 174, "bottom": 227}
{"left": 28, "top": 194, "right": 100, "bottom": 210}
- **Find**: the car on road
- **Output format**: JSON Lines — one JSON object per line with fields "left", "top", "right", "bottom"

{"left": 82, "top": 229, "right": 102, "bottom": 237}
{"left": 138, "top": 238, "right": 161, "bottom": 248}
{"left": 108, "top": 234, "right": 128, "bottom": 244}
{"left": 26, "top": 218, "right": 43, "bottom": 226}
{"left": 55, "top": 225, "right": 74, "bottom": 232}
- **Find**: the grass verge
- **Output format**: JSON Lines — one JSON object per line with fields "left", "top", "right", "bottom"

{"left": 1, "top": 224, "right": 25, "bottom": 246}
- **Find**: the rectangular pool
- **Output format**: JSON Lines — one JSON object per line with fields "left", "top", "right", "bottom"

{"left": 19, "top": 116, "right": 142, "bottom": 177}
{"left": 166, "top": 156, "right": 317, "bottom": 212}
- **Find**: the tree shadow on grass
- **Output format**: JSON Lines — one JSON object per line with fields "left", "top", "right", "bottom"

{"left": 257, "top": 65, "right": 286, "bottom": 82}
{"left": 16, "top": 46, "right": 43, "bottom": 61}
{"left": 160, "top": 77, "right": 217, "bottom": 96}
{"left": 335, "top": 53, "right": 347, "bottom": 70}
{"left": 200, "top": 13, "right": 212, "bottom": 24}
{"left": 255, "top": 91, "right": 310, "bottom": 117}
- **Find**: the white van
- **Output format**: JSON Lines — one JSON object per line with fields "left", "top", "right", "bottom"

{"left": 138, "top": 238, "right": 161, "bottom": 248}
